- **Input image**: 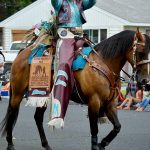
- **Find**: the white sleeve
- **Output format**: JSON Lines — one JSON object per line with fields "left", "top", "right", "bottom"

{"left": 0, "top": 55, "right": 4, "bottom": 64}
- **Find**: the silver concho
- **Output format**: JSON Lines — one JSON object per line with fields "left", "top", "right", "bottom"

{"left": 60, "top": 30, "right": 67, "bottom": 37}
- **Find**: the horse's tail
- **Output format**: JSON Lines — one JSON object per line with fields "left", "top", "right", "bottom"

{"left": 98, "top": 109, "right": 110, "bottom": 124}
{"left": 99, "top": 116, "right": 110, "bottom": 124}
{"left": 0, "top": 84, "right": 19, "bottom": 136}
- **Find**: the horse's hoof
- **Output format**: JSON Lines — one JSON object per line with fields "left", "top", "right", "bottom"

{"left": 44, "top": 145, "right": 52, "bottom": 150}
{"left": 7, "top": 145, "right": 16, "bottom": 150}
{"left": 98, "top": 143, "right": 105, "bottom": 150}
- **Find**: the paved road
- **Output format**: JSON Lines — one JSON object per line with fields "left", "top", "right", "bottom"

{"left": 0, "top": 99, "right": 150, "bottom": 150}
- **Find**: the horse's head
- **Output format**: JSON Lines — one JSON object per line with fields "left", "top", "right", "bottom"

{"left": 126, "top": 29, "right": 150, "bottom": 84}
{"left": 135, "top": 32, "right": 150, "bottom": 84}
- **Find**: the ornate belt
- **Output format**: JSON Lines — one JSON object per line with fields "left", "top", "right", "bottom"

{"left": 68, "top": 27, "right": 83, "bottom": 34}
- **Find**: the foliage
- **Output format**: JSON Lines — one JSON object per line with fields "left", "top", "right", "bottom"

{"left": 0, "top": 0, "right": 36, "bottom": 21}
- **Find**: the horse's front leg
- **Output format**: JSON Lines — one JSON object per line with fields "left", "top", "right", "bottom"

{"left": 34, "top": 107, "right": 52, "bottom": 150}
{"left": 98, "top": 106, "right": 121, "bottom": 149}
{"left": 88, "top": 97, "right": 100, "bottom": 150}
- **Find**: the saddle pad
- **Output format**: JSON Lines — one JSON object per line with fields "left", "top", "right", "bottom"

{"left": 26, "top": 56, "right": 52, "bottom": 107}
{"left": 29, "top": 46, "right": 92, "bottom": 70}
{"left": 72, "top": 47, "right": 92, "bottom": 71}
{"left": 28, "top": 44, "right": 48, "bottom": 64}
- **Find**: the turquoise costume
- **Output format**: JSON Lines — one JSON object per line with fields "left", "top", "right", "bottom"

{"left": 51, "top": 0, "right": 96, "bottom": 27}
{"left": 49, "top": 0, "right": 96, "bottom": 129}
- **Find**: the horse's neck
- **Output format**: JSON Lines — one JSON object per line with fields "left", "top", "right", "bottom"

{"left": 96, "top": 54, "right": 126, "bottom": 75}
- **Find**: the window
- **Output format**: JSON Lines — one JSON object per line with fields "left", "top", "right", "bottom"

{"left": 146, "top": 29, "right": 150, "bottom": 37}
{"left": 92, "top": 30, "right": 98, "bottom": 43}
{"left": 83, "top": 29, "right": 107, "bottom": 44}
{"left": 84, "top": 29, "right": 98, "bottom": 43}
{"left": 10, "top": 42, "right": 27, "bottom": 50}
{"left": 84, "top": 30, "right": 90, "bottom": 39}
{"left": 100, "top": 29, "right": 107, "bottom": 41}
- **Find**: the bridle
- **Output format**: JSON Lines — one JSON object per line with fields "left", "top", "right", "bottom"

{"left": 132, "top": 35, "right": 150, "bottom": 67}
{"left": 131, "top": 33, "right": 150, "bottom": 78}
{"left": 122, "top": 34, "right": 150, "bottom": 81}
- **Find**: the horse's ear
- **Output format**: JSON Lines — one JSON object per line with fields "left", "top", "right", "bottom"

{"left": 136, "top": 27, "right": 143, "bottom": 41}
{"left": 137, "top": 27, "right": 140, "bottom": 33}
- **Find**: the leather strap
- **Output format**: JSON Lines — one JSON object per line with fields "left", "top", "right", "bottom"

{"left": 78, "top": 50, "right": 118, "bottom": 101}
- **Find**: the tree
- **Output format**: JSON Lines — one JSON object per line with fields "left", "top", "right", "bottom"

{"left": 0, "top": 0, "right": 36, "bottom": 21}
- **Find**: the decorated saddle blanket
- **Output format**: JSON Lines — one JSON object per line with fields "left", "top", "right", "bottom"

{"left": 28, "top": 45, "right": 92, "bottom": 70}
{"left": 27, "top": 45, "right": 92, "bottom": 107}
{"left": 72, "top": 47, "right": 92, "bottom": 70}
{"left": 28, "top": 44, "right": 49, "bottom": 64}
{"left": 26, "top": 44, "right": 53, "bottom": 107}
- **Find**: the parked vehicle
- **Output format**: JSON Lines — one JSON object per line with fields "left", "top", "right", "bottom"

{"left": 2, "top": 41, "right": 29, "bottom": 82}
{"left": 0, "top": 46, "right": 3, "bottom": 50}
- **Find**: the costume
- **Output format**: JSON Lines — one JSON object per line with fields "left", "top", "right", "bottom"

{"left": 48, "top": 0, "right": 96, "bottom": 128}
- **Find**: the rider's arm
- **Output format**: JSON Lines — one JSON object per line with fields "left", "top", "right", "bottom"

{"left": 83, "top": 0, "right": 96, "bottom": 10}
{"left": 51, "top": 0, "right": 63, "bottom": 15}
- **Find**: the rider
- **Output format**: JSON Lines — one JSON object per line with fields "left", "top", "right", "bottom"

{"left": 49, "top": 0, "right": 96, "bottom": 128}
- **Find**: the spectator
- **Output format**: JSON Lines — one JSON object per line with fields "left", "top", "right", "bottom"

{"left": 0, "top": 50, "right": 5, "bottom": 74}
{"left": 0, "top": 51, "right": 5, "bottom": 101}
{"left": 117, "top": 80, "right": 136, "bottom": 108}
{"left": 135, "top": 96, "right": 150, "bottom": 112}
{"left": 1, "top": 82, "right": 10, "bottom": 91}
{"left": 117, "top": 82, "right": 143, "bottom": 110}
{"left": 125, "top": 81, "right": 137, "bottom": 98}
{"left": 135, "top": 81, "right": 150, "bottom": 112}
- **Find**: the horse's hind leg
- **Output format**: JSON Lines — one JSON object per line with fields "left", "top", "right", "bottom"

{"left": 98, "top": 107, "right": 121, "bottom": 150}
{"left": 0, "top": 86, "right": 24, "bottom": 150}
{"left": 34, "top": 107, "right": 52, "bottom": 150}
{"left": 88, "top": 97, "right": 100, "bottom": 150}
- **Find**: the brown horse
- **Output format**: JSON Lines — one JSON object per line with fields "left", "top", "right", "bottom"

{"left": 0, "top": 30, "right": 146, "bottom": 150}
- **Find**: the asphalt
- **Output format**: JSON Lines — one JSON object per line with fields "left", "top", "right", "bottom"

{"left": 0, "top": 98, "right": 150, "bottom": 150}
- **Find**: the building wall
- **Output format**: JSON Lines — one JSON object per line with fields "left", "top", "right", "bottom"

{"left": 1, "top": 5, "right": 127, "bottom": 49}
{"left": 108, "top": 26, "right": 124, "bottom": 37}
{"left": 83, "top": 6, "right": 126, "bottom": 37}
{"left": 12, "top": 30, "right": 29, "bottom": 41}
{"left": 0, "top": 0, "right": 52, "bottom": 29}
{"left": 3, "top": 28, "right": 12, "bottom": 50}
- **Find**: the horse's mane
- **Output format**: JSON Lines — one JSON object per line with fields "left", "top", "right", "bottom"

{"left": 144, "top": 34, "right": 150, "bottom": 53}
{"left": 94, "top": 30, "right": 136, "bottom": 58}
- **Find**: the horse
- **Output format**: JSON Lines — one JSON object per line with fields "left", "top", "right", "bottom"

{"left": 0, "top": 30, "right": 147, "bottom": 150}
